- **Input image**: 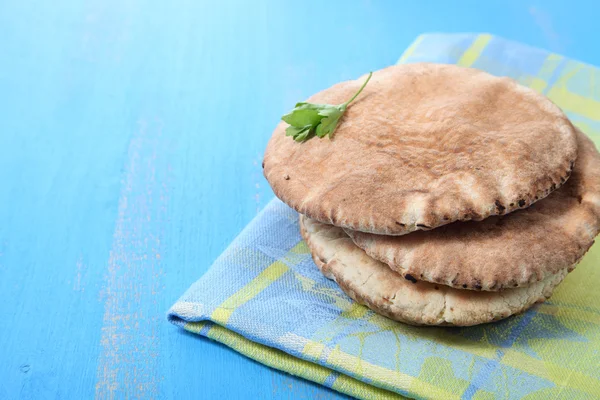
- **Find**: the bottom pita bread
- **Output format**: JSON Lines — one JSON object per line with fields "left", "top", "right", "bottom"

{"left": 300, "top": 215, "right": 570, "bottom": 326}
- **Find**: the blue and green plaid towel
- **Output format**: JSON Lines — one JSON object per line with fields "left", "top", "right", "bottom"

{"left": 168, "top": 33, "right": 600, "bottom": 399}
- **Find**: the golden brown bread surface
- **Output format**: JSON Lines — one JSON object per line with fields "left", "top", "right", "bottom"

{"left": 300, "top": 215, "right": 569, "bottom": 327}
{"left": 264, "top": 63, "right": 577, "bottom": 235}
{"left": 346, "top": 129, "right": 600, "bottom": 291}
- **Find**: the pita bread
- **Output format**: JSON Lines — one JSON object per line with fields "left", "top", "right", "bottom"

{"left": 346, "top": 129, "right": 600, "bottom": 291}
{"left": 264, "top": 63, "right": 577, "bottom": 235}
{"left": 300, "top": 215, "right": 569, "bottom": 326}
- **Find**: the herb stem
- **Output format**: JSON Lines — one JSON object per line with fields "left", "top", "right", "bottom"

{"left": 343, "top": 72, "right": 373, "bottom": 107}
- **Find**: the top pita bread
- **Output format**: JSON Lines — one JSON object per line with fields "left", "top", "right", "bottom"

{"left": 264, "top": 63, "right": 577, "bottom": 235}
{"left": 346, "top": 129, "right": 600, "bottom": 291}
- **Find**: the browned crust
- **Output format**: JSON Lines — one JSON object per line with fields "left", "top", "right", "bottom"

{"left": 264, "top": 63, "right": 578, "bottom": 235}
{"left": 346, "top": 129, "right": 600, "bottom": 291}
{"left": 300, "top": 215, "right": 570, "bottom": 327}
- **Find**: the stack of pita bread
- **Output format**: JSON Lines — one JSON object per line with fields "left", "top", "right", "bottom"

{"left": 263, "top": 64, "right": 600, "bottom": 326}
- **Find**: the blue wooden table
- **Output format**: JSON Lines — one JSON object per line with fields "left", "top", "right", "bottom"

{"left": 1, "top": 1, "right": 598, "bottom": 398}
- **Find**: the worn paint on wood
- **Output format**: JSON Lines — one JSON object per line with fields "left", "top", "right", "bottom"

{"left": 0, "top": 0, "right": 598, "bottom": 399}
{"left": 95, "top": 120, "right": 168, "bottom": 398}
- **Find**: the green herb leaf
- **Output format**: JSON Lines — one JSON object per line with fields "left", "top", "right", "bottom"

{"left": 285, "top": 124, "right": 313, "bottom": 142}
{"left": 315, "top": 106, "right": 344, "bottom": 138}
{"left": 281, "top": 103, "right": 321, "bottom": 127}
{"left": 281, "top": 72, "right": 372, "bottom": 142}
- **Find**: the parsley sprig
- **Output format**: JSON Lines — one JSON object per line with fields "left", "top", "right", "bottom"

{"left": 281, "top": 72, "right": 373, "bottom": 142}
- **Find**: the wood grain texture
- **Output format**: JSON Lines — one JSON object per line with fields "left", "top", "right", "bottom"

{"left": 0, "top": 0, "right": 598, "bottom": 399}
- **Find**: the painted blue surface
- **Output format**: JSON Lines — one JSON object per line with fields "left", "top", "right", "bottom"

{"left": 0, "top": 1, "right": 598, "bottom": 398}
